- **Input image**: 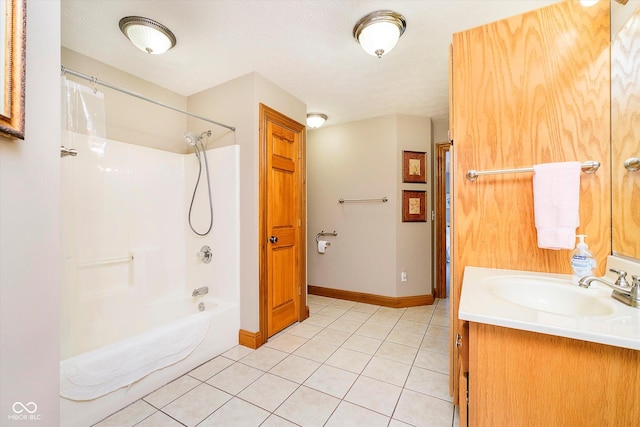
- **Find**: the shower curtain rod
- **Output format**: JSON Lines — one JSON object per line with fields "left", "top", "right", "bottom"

{"left": 61, "top": 66, "right": 236, "bottom": 132}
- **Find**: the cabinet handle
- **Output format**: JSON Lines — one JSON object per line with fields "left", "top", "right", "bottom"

{"left": 456, "top": 333, "right": 463, "bottom": 347}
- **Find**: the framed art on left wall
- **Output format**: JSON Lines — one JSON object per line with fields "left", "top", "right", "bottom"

{"left": 0, "top": 0, "right": 26, "bottom": 140}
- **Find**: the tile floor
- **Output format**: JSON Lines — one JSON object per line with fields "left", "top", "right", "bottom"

{"left": 94, "top": 296, "right": 460, "bottom": 427}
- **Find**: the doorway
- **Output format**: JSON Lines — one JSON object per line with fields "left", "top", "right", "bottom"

{"left": 435, "top": 142, "right": 451, "bottom": 299}
{"left": 259, "top": 104, "right": 307, "bottom": 343}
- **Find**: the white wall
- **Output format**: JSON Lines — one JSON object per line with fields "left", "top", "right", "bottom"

{"left": 0, "top": 1, "right": 61, "bottom": 424}
{"left": 188, "top": 72, "right": 306, "bottom": 332}
{"left": 307, "top": 114, "right": 432, "bottom": 298}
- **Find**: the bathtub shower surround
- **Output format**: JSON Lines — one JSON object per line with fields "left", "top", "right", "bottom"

{"left": 60, "top": 132, "right": 240, "bottom": 427}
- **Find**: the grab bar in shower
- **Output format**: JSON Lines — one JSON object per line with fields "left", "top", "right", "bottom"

{"left": 77, "top": 255, "right": 134, "bottom": 268}
{"left": 465, "top": 160, "right": 600, "bottom": 182}
{"left": 339, "top": 196, "right": 388, "bottom": 204}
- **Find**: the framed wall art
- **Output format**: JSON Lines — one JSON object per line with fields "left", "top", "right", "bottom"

{"left": 0, "top": 0, "right": 26, "bottom": 140}
{"left": 402, "top": 150, "right": 427, "bottom": 183}
{"left": 402, "top": 190, "right": 426, "bottom": 222}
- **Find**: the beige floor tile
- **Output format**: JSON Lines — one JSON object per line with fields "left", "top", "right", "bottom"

{"left": 162, "top": 383, "right": 232, "bottom": 427}
{"left": 264, "top": 333, "right": 308, "bottom": 353}
{"left": 237, "top": 373, "right": 298, "bottom": 412}
{"left": 351, "top": 302, "right": 380, "bottom": 313}
{"left": 393, "top": 388, "right": 454, "bottom": 427}
{"left": 420, "top": 336, "right": 449, "bottom": 355}
{"left": 325, "top": 400, "right": 390, "bottom": 427}
{"left": 362, "top": 356, "right": 411, "bottom": 387}
{"left": 311, "top": 328, "right": 351, "bottom": 347}
{"left": 222, "top": 345, "right": 254, "bottom": 361}
{"left": 135, "top": 411, "right": 184, "bottom": 427}
{"left": 425, "top": 325, "right": 450, "bottom": 340}
{"left": 375, "top": 306, "right": 406, "bottom": 318}
{"left": 293, "top": 339, "right": 338, "bottom": 363}
{"left": 261, "top": 414, "right": 299, "bottom": 426}
{"left": 401, "top": 309, "right": 432, "bottom": 323}
{"left": 188, "top": 356, "right": 235, "bottom": 381}
{"left": 355, "top": 322, "right": 393, "bottom": 340}
{"left": 394, "top": 318, "right": 428, "bottom": 335}
{"left": 405, "top": 366, "right": 452, "bottom": 402}
{"left": 206, "top": 362, "right": 263, "bottom": 395}
{"left": 389, "top": 419, "right": 414, "bottom": 427}
{"left": 344, "top": 376, "right": 402, "bottom": 417}
{"left": 340, "top": 309, "right": 373, "bottom": 323}
{"left": 324, "top": 347, "right": 372, "bottom": 374}
{"left": 286, "top": 322, "right": 323, "bottom": 339}
{"left": 197, "top": 397, "right": 269, "bottom": 427}
{"left": 341, "top": 334, "right": 382, "bottom": 355}
{"left": 269, "top": 354, "right": 321, "bottom": 383}
{"left": 367, "top": 313, "right": 401, "bottom": 327}
{"left": 317, "top": 306, "right": 349, "bottom": 318}
{"left": 144, "top": 374, "right": 201, "bottom": 408}
{"left": 303, "top": 313, "right": 336, "bottom": 327}
{"left": 239, "top": 346, "right": 288, "bottom": 371}
{"left": 94, "top": 400, "right": 156, "bottom": 427}
{"left": 303, "top": 364, "right": 358, "bottom": 398}
{"left": 329, "top": 299, "right": 357, "bottom": 310}
{"left": 327, "top": 317, "right": 363, "bottom": 333}
{"left": 414, "top": 349, "right": 449, "bottom": 374}
{"left": 430, "top": 313, "right": 450, "bottom": 327}
{"left": 386, "top": 328, "right": 425, "bottom": 348}
{"left": 275, "top": 385, "right": 340, "bottom": 427}
{"left": 375, "top": 341, "right": 419, "bottom": 365}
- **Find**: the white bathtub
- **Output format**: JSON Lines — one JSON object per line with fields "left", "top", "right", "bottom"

{"left": 60, "top": 296, "right": 239, "bottom": 427}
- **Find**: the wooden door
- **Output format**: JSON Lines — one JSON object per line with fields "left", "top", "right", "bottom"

{"left": 434, "top": 142, "right": 451, "bottom": 300}
{"left": 260, "top": 104, "right": 306, "bottom": 339}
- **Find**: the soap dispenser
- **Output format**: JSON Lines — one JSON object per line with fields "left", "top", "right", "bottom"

{"left": 570, "top": 234, "right": 596, "bottom": 284}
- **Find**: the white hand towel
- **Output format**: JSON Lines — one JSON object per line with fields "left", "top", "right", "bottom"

{"left": 532, "top": 162, "right": 581, "bottom": 250}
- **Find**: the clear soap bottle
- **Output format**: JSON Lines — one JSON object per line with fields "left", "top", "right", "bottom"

{"left": 570, "top": 234, "right": 596, "bottom": 284}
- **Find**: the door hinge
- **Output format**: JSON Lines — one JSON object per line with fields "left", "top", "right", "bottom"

{"left": 431, "top": 211, "right": 435, "bottom": 221}
{"left": 298, "top": 286, "right": 301, "bottom": 296}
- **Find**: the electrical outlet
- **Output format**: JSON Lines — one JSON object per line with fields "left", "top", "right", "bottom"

{"left": 401, "top": 272, "right": 407, "bottom": 282}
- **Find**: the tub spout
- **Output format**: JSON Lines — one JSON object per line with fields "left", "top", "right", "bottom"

{"left": 192, "top": 286, "right": 209, "bottom": 297}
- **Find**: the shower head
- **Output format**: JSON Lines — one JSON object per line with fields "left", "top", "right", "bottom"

{"left": 184, "top": 130, "right": 212, "bottom": 146}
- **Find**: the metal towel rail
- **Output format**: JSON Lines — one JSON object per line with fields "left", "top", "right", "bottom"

{"left": 466, "top": 161, "right": 600, "bottom": 182}
{"left": 339, "top": 196, "right": 388, "bottom": 204}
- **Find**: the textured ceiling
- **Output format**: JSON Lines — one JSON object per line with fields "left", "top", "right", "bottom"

{"left": 61, "top": 0, "right": 560, "bottom": 128}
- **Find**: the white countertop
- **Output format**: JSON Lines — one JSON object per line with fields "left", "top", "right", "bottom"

{"left": 458, "top": 265, "right": 640, "bottom": 350}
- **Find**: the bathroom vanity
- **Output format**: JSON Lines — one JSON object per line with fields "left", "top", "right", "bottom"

{"left": 458, "top": 264, "right": 640, "bottom": 426}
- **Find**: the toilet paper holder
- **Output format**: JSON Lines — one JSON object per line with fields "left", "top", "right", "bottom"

{"left": 316, "top": 230, "right": 338, "bottom": 243}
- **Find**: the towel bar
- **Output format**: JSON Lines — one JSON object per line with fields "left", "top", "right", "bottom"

{"left": 339, "top": 196, "right": 388, "bottom": 203}
{"left": 466, "top": 161, "right": 600, "bottom": 182}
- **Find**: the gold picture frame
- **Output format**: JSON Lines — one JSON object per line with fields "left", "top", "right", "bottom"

{"left": 402, "top": 150, "right": 427, "bottom": 183}
{"left": 402, "top": 190, "right": 427, "bottom": 222}
{"left": 0, "top": 0, "right": 26, "bottom": 140}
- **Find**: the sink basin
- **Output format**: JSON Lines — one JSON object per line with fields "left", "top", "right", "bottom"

{"left": 487, "top": 276, "right": 615, "bottom": 317}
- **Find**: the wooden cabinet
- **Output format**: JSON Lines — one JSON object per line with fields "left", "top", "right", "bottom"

{"left": 467, "top": 323, "right": 640, "bottom": 426}
{"left": 449, "top": 0, "right": 611, "bottom": 407}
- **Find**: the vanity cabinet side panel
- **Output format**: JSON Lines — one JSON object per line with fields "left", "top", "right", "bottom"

{"left": 450, "top": 0, "right": 610, "bottom": 405}
{"left": 469, "top": 323, "right": 640, "bottom": 427}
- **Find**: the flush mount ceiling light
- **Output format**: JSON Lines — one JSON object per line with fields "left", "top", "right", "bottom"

{"left": 306, "top": 113, "right": 328, "bottom": 129}
{"left": 119, "top": 16, "right": 177, "bottom": 55}
{"left": 353, "top": 10, "right": 406, "bottom": 58}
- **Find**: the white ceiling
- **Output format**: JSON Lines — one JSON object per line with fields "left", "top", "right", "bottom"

{"left": 61, "top": 0, "right": 560, "bottom": 128}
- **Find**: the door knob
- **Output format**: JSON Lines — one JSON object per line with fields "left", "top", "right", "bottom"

{"left": 269, "top": 236, "right": 278, "bottom": 244}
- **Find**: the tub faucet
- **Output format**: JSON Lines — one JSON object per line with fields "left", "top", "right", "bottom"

{"left": 192, "top": 286, "right": 209, "bottom": 297}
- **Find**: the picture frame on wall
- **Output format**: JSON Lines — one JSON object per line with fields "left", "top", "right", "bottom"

{"left": 402, "top": 190, "right": 427, "bottom": 222}
{"left": 402, "top": 150, "right": 427, "bottom": 183}
{"left": 0, "top": 0, "right": 26, "bottom": 140}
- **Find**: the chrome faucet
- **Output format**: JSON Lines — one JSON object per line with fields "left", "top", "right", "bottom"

{"left": 192, "top": 286, "right": 209, "bottom": 297}
{"left": 578, "top": 269, "right": 639, "bottom": 308}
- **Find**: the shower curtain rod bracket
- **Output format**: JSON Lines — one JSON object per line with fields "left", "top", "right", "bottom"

{"left": 61, "top": 66, "right": 236, "bottom": 132}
